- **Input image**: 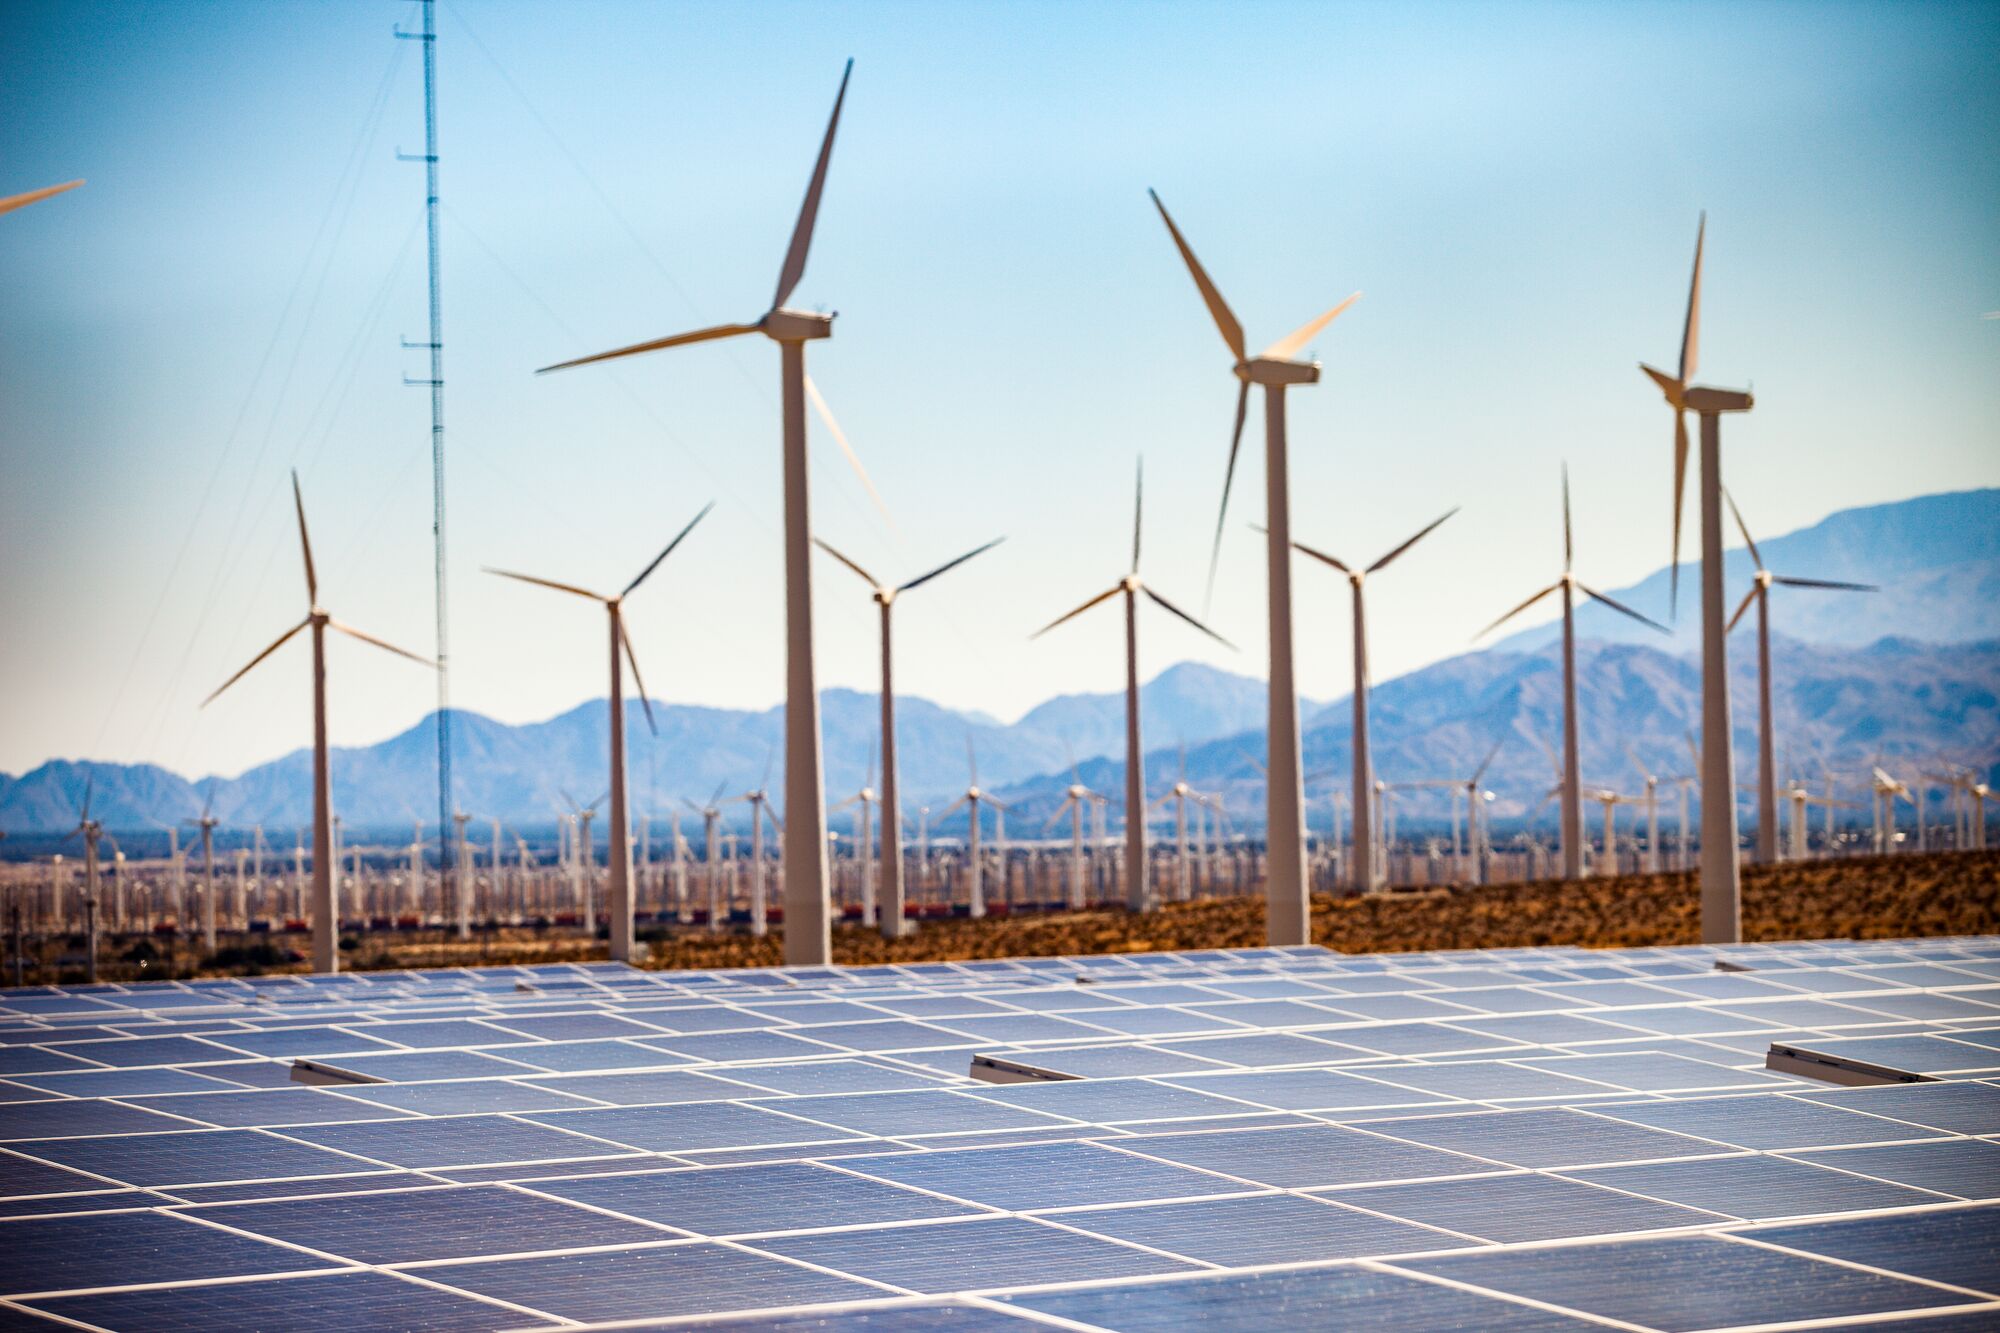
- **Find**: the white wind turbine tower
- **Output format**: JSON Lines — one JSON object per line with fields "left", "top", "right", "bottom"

{"left": 183, "top": 785, "right": 220, "bottom": 951}
{"left": 832, "top": 752, "right": 878, "bottom": 926}
{"left": 537, "top": 62, "right": 855, "bottom": 966}
{"left": 1442, "top": 738, "right": 1506, "bottom": 885}
{"left": 202, "top": 473, "right": 435, "bottom": 973}
{"left": 683, "top": 783, "right": 729, "bottom": 931}
{"left": 1628, "top": 746, "right": 1663, "bottom": 874}
{"left": 1722, "top": 489, "right": 1875, "bottom": 864}
{"left": 486, "top": 502, "right": 711, "bottom": 961}
{"left": 1033, "top": 460, "right": 1231, "bottom": 912}
{"left": 816, "top": 534, "right": 1004, "bottom": 936}
{"left": 1153, "top": 751, "right": 1199, "bottom": 902}
{"left": 1290, "top": 507, "right": 1458, "bottom": 891}
{"left": 730, "top": 755, "right": 783, "bottom": 936}
{"left": 0, "top": 179, "right": 82, "bottom": 217}
{"left": 1043, "top": 760, "right": 1105, "bottom": 910}
{"left": 1149, "top": 191, "right": 1358, "bottom": 944}
{"left": 1476, "top": 470, "right": 1667, "bottom": 879}
{"left": 941, "top": 739, "right": 1009, "bottom": 918}
{"left": 1871, "top": 766, "right": 1913, "bottom": 854}
{"left": 1641, "top": 213, "right": 1755, "bottom": 942}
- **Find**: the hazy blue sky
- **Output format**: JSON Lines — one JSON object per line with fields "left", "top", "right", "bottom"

{"left": 3, "top": 0, "right": 1995, "bottom": 779}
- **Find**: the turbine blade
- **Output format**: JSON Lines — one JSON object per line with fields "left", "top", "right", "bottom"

{"left": 1670, "top": 410, "right": 1689, "bottom": 617}
{"left": 1579, "top": 584, "right": 1671, "bottom": 634}
{"left": 623, "top": 501, "right": 714, "bottom": 598}
{"left": 1203, "top": 378, "right": 1252, "bottom": 615}
{"left": 1680, "top": 212, "right": 1704, "bottom": 385}
{"left": 1562, "top": 462, "right": 1573, "bottom": 573}
{"left": 1473, "top": 736, "right": 1506, "bottom": 784}
{"left": 484, "top": 568, "right": 607, "bottom": 603}
{"left": 941, "top": 797, "right": 967, "bottom": 817}
{"left": 1773, "top": 575, "right": 1878, "bottom": 592}
{"left": 1290, "top": 538, "right": 1352, "bottom": 574}
{"left": 1475, "top": 582, "right": 1561, "bottom": 640}
{"left": 329, "top": 619, "right": 439, "bottom": 669}
{"left": 1031, "top": 584, "right": 1121, "bottom": 639}
{"left": 772, "top": 59, "right": 853, "bottom": 311}
{"left": 1147, "top": 189, "right": 1245, "bottom": 361}
{"left": 966, "top": 734, "right": 978, "bottom": 787}
{"left": 812, "top": 537, "right": 881, "bottom": 590}
{"left": 898, "top": 535, "right": 1005, "bottom": 594}
{"left": 201, "top": 618, "right": 309, "bottom": 707}
{"left": 290, "top": 471, "right": 318, "bottom": 605}
{"left": 804, "top": 374, "right": 896, "bottom": 531}
{"left": 0, "top": 180, "right": 83, "bottom": 216}
{"left": 620, "top": 619, "right": 657, "bottom": 736}
{"left": 711, "top": 780, "right": 729, "bottom": 808}
{"left": 1723, "top": 486, "right": 1762, "bottom": 569}
{"left": 1131, "top": 456, "right": 1143, "bottom": 576}
{"left": 1367, "top": 506, "right": 1459, "bottom": 574}
{"left": 1144, "top": 586, "right": 1235, "bottom": 650}
{"left": 1261, "top": 292, "right": 1360, "bottom": 362}
{"left": 1726, "top": 584, "right": 1759, "bottom": 634}
{"left": 536, "top": 323, "right": 760, "bottom": 375}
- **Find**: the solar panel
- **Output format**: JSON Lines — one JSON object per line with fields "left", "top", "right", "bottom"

{"left": 3, "top": 934, "right": 1998, "bottom": 1328}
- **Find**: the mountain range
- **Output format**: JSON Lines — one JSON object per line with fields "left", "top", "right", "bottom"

{"left": 4, "top": 489, "right": 1994, "bottom": 843}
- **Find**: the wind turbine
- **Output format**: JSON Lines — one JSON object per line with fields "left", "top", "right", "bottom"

{"left": 536, "top": 62, "right": 854, "bottom": 966}
{"left": 941, "top": 739, "right": 1008, "bottom": 918}
{"left": 1628, "top": 745, "right": 1663, "bottom": 874}
{"left": 1149, "top": 190, "right": 1359, "bottom": 944}
{"left": 1033, "top": 459, "right": 1230, "bottom": 912}
{"left": 202, "top": 473, "right": 436, "bottom": 973}
{"left": 1641, "top": 213, "right": 1755, "bottom": 942}
{"left": 816, "top": 533, "right": 1003, "bottom": 936}
{"left": 182, "top": 784, "right": 220, "bottom": 951}
{"left": 1043, "top": 760, "right": 1105, "bottom": 910}
{"left": 64, "top": 779, "right": 103, "bottom": 976}
{"left": 1871, "top": 766, "right": 1913, "bottom": 854}
{"left": 683, "top": 782, "right": 729, "bottom": 930}
{"left": 0, "top": 179, "right": 82, "bottom": 217}
{"left": 1722, "top": 490, "right": 1875, "bottom": 864}
{"left": 832, "top": 750, "right": 878, "bottom": 926}
{"left": 1290, "top": 507, "right": 1457, "bottom": 891}
{"left": 730, "top": 754, "right": 783, "bottom": 936}
{"left": 1476, "top": 469, "right": 1667, "bottom": 879}
{"left": 486, "top": 502, "right": 710, "bottom": 960}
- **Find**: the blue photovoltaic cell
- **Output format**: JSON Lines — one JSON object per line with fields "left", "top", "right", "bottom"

{"left": 1354, "top": 1107, "right": 1730, "bottom": 1169}
{"left": 1059, "top": 1192, "right": 1473, "bottom": 1265}
{"left": 762, "top": 1090, "right": 1073, "bottom": 1138}
{"left": 1117, "top": 1123, "right": 1496, "bottom": 1189}
{"left": 990, "top": 1046, "right": 1223, "bottom": 1078}
{"left": 748, "top": 1215, "right": 1195, "bottom": 1292}
{"left": 838, "top": 1141, "right": 1250, "bottom": 1211}
{"left": 11, "top": 1128, "right": 372, "bottom": 1187}
{"left": 528, "top": 1160, "right": 986, "bottom": 1234}
{"left": 716, "top": 1060, "right": 946, "bottom": 1095}
{"left": 0, "top": 1097, "right": 190, "bottom": 1140}
{"left": 281, "top": 1115, "right": 637, "bottom": 1169}
{"left": 964, "top": 1077, "right": 1260, "bottom": 1125}
{"left": 10, "top": 1067, "right": 237, "bottom": 1097}
{"left": 0, "top": 1210, "right": 329, "bottom": 1295}
{"left": 1520, "top": 1051, "right": 1790, "bottom": 1093}
{"left": 525, "top": 1101, "right": 869, "bottom": 1154}
{"left": 1395, "top": 1233, "right": 1979, "bottom": 1330}
{"left": 518, "top": 1069, "right": 765, "bottom": 1107}
{"left": 196, "top": 1026, "right": 405, "bottom": 1058}
{"left": 1563, "top": 1153, "right": 1946, "bottom": 1219}
{"left": 0, "top": 1153, "right": 119, "bottom": 1199}
{"left": 191, "top": 1183, "right": 675, "bottom": 1262}
{"left": 118, "top": 1088, "right": 415, "bottom": 1128}
{"left": 417, "top": 1241, "right": 882, "bottom": 1322}
{"left": 1157, "top": 1068, "right": 1459, "bottom": 1112}
{"left": 1795, "top": 1081, "right": 2000, "bottom": 1135}
{"left": 1790, "top": 1139, "right": 2000, "bottom": 1198}
{"left": 1153, "top": 1032, "right": 1373, "bottom": 1067}
{"left": 159, "top": 1172, "right": 427, "bottom": 1204}
{"left": 479, "top": 1013, "right": 669, "bottom": 1042}
{"left": 1590, "top": 1094, "right": 1957, "bottom": 1150}
{"left": 486, "top": 1039, "right": 691, "bottom": 1073}
{"left": 295, "top": 1049, "right": 538, "bottom": 1082}
{"left": 1007, "top": 1263, "right": 1606, "bottom": 1332}
{"left": 645, "top": 1031, "right": 840, "bottom": 1063}
{"left": 27, "top": 1270, "right": 542, "bottom": 1332}
{"left": 51, "top": 1036, "right": 242, "bottom": 1068}
{"left": 1750, "top": 1203, "right": 2000, "bottom": 1296}
{"left": 1316, "top": 1171, "right": 1727, "bottom": 1243}
{"left": 321, "top": 1079, "right": 604, "bottom": 1116}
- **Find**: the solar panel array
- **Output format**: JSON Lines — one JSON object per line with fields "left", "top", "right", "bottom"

{"left": 3, "top": 936, "right": 1999, "bottom": 1331}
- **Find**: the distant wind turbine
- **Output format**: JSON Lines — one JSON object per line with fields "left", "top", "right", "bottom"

{"left": 730, "top": 753, "right": 783, "bottom": 936}
{"left": 1149, "top": 190, "right": 1358, "bottom": 945}
{"left": 485, "top": 501, "right": 711, "bottom": 960}
{"left": 1032, "top": 459, "right": 1231, "bottom": 912}
{"left": 1290, "top": 506, "right": 1458, "bottom": 891}
{"left": 537, "top": 62, "right": 855, "bottom": 966}
{"left": 1477, "top": 469, "right": 1667, "bottom": 879}
{"left": 816, "top": 532, "right": 1004, "bottom": 937}
{"left": 940, "top": 739, "right": 1008, "bottom": 918}
{"left": 1722, "top": 489, "right": 1875, "bottom": 863}
{"left": 202, "top": 473, "right": 435, "bottom": 973}
{"left": 1641, "top": 213, "right": 1755, "bottom": 942}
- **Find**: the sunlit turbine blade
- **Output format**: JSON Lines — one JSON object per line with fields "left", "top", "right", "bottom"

{"left": 941, "top": 796, "right": 967, "bottom": 817}
{"left": 1131, "top": 457, "right": 1143, "bottom": 575}
{"left": 79, "top": 774, "right": 94, "bottom": 825}
{"left": 329, "top": 619, "right": 439, "bottom": 669}
{"left": 619, "top": 619, "right": 657, "bottom": 736}
{"left": 536, "top": 322, "right": 761, "bottom": 375}
{"left": 1680, "top": 212, "right": 1704, "bottom": 385}
{"left": 484, "top": 567, "right": 607, "bottom": 603}
{"left": 1144, "top": 586, "right": 1235, "bottom": 650}
{"left": 1261, "top": 292, "right": 1360, "bottom": 362}
{"left": 1203, "top": 378, "right": 1252, "bottom": 615}
{"left": 804, "top": 374, "right": 896, "bottom": 532}
{"left": 966, "top": 734, "right": 978, "bottom": 787}
{"left": 624, "top": 500, "right": 714, "bottom": 598}
{"left": 1147, "top": 189, "right": 1246, "bottom": 362}
{"left": 1474, "top": 737, "right": 1507, "bottom": 784}
{"left": 290, "top": 471, "right": 318, "bottom": 605}
{"left": 898, "top": 535, "right": 1005, "bottom": 594}
{"left": 201, "top": 618, "right": 309, "bottom": 707}
{"left": 1726, "top": 584, "right": 1759, "bottom": 634}
{"left": 1579, "top": 584, "right": 1670, "bottom": 634}
{"left": 1031, "top": 584, "right": 1122, "bottom": 639}
{"left": 1290, "top": 537, "right": 1352, "bottom": 574}
{"left": 710, "top": 780, "right": 728, "bottom": 807}
{"left": 1670, "top": 409, "right": 1689, "bottom": 617}
{"left": 1722, "top": 486, "right": 1762, "bottom": 569}
{"left": 680, "top": 796, "right": 704, "bottom": 818}
{"left": 1367, "top": 506, "right": 1459, "bottom": 574}
{"left": 1474, "top": 581, "right": 1562, "bottom": 640}
{"left": 811, "top": 537, "right": 881, "bottom": 590}
{"left": 1561, "top": 463, "right": 1573, "bottom": 573}
{"left": 765, "top": 804, "right": 783, "bottom": 839}
{"left": 772, "top": 59, "right": 854, "bottom": 311}
{"left": 1772, "top": 575, "right": 1878, "bottom": 592}
{"left": 1041, "top": 798, "right": 1075, "bottom": 835}
{"left": 0, "top": 179, "right": 82, "bottom": 217}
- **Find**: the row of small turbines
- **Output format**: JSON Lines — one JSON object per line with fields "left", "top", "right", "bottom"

{"left": 0, "top": 57, "right": 1961, "bottom": 976}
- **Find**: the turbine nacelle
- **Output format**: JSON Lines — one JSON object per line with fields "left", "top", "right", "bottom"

{"left": 761, "top": 308, "right": 835, "bottom": 342}
{"left": 1684, "top": 385, "right": 1754, "bottom": 414}
{"left": 1238, "top": 356, "right": 1320, "bottom": 387}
